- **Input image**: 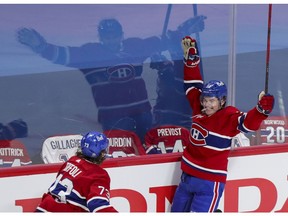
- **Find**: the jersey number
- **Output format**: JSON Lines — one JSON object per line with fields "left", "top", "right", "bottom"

{"left": 49, "top": 174, "right": 73, "bottom": 203}
{"left": 157, "top": 139, "right": 185, "bottom": 153}
{"left": 266, "top": 126, "right": 286, "bottom": 143}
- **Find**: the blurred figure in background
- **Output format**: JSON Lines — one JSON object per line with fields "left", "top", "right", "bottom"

{"left": 150, "top": 53, "right": 193, "bottom": 128}
{"left": 16, "top": 16, "right": 206, "bottom": 142}
{"left": 149, "top": 15, "right": 206, "bottom": 129}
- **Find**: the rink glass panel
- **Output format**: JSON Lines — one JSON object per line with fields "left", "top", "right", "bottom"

{"left": 0, "top": 4, "right": 287, "bottom": 166}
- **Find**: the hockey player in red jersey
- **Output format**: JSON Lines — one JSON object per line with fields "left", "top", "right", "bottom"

{"left": 171, "top": 36, "right": 275, "bottom": 212}
{"left": 35, "top": 131, "right": 118, "bottom": 212}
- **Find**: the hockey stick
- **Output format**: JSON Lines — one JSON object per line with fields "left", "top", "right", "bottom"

{"left": 193, "top": 4, "right": 204, "bottom": 79}
{"left": 162, "top": 4, "right": 173, "bottom": 38}
{"left": 265, "top": 4, "right": 272, "bottom": 94}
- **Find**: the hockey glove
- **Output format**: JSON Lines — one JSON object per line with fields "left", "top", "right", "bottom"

{"left": 256, "top": 91, "right": 274, "bottom": 115}
{"left": 17, "top": 28, "right": 48, "bottom": 53}
{"left": 181, "top": 36, "right": 200, "bottom": 67}
{"left": 177, "top": 15, "right": 207, "bottom": 35}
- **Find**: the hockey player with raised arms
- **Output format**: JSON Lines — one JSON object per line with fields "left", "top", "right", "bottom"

{"left": 35, "top": 131, "right": 118, "bottom": 212}
{"left": 171, "top": 36, "right": 275, "bottom": 212}
{"left": 16, "top": 16, "right": 206, "bottom": 142}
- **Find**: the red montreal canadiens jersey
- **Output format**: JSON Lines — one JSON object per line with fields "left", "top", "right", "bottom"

{"left": 0, "top": 140, "right": 32, "bottom": 167}
{"left": 251, "top": 116, "right": 288, "bottom": 145}
{"left": 36, "top": 156, "right": 117, "bottom": 212}
{"left": 182, "top": 61, "right": 268, "bottom": 183}
{"left": 104, "top": 130, "right": 146, "bottom": 158}
{"left": 144, "top": 125, "right": 190, "bottom": 154}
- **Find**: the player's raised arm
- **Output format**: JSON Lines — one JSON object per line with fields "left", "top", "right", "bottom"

{"left": 17, "top": 28, "right": 48, "bottom": 53}
{"left": 16, "top": 27, "right": 69, "bottom": 65}
{"left": 182, "top": 36, "right": 203, "bottom": 115}
{"left": 241, "top": 90, "right": 275, "bottom": 132}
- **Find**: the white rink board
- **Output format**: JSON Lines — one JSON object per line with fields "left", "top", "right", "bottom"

{"left": 0, "top": 145, "right": 288, "bottom": 213}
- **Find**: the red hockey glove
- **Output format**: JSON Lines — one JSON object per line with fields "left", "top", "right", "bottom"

{"left": 181, "top": 36, "right": 200, "bottom": 67}
{"left": 256, "top": 91, "right": 274, "bottom": 115}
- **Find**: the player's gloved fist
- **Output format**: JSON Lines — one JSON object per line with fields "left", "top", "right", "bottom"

{"left": 256, "top": 91, "right": 274, "bottom": 115}
{"left": 16, "top": 28, "right": 47, "bottom": 53}
{"left": 181, "top": 36, "right": 200, "bottom": 67}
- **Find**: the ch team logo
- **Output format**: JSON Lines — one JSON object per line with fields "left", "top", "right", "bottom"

{"left": 107, "top": 64, "right": 135, "bottom": 82}
{"left": 189, "top": 123, "right": 208, "bottom": 146}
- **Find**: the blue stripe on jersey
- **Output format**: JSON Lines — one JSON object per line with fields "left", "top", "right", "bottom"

{"left": 87, "top": 197, "right": 110, "bottom": 212}
{"left": 237, "top": 114, "right": 254, "bottom": 133}
{"left": 182, "top": 156, "right": 227, "bottom": 176}
{"left": 184, "top": 81, "right": 203, "bottom": 92}
{"left": 49, "top": 186, "right": 88, "bottom": 211}
{"left": 205, "top": 132, "right": 232, "bottom": 149}
{"left": 68, "top": 189, "right": 89, "bottom": 210}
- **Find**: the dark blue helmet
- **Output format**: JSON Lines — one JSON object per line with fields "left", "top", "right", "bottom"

{"left": 202, "top": 80, "right": 227, "bottom": 100}
{"left": 98, "top": 18, "right": 123, "bottom": 40}
{"left": 81, "top": 131, "right": 109, "bottom": 158}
